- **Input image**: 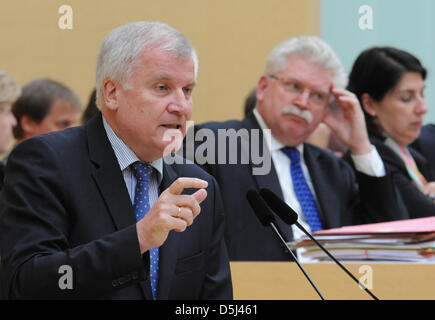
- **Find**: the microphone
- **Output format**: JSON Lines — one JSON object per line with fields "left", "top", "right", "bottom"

{"left": 259, "top": 188, "right": 379, "bottom": 300}
{"left": 246, "top": 189, "right": 325, "bottom": 300}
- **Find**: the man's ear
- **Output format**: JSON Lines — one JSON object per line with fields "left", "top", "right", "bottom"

{"left": 361, "top": 93, "right": 377, "bottom": 116}
{"left": 20, "top": 114, "right": 38, "bottom": 137}
{"left": 256, "top": 75, "right": 269, "bottom": 103}
{"left": 102, "top": 78, "right": 120, "bottom": 111}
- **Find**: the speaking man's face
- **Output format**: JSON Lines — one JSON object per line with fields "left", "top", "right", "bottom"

{"left": 110, "top": 49, "right": 196, "bottom": 162}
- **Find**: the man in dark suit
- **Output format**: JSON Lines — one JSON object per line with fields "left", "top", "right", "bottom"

{"left": 183, "top": 36, "right": 408, "bottom": 261}
{"left": 0, "top": 21, "right": 232, "bottom": 299}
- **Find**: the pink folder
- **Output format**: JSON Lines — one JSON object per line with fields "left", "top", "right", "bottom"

{"left": 315, "top": 216, "right": 435, "bottom": 235}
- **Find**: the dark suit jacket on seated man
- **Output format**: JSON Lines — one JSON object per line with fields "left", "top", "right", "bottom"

{"left": 183, "top": 36, "right": 408, "bottom": 261}
{"left": 0, "top": 21, "right": 232, "bottom": 300}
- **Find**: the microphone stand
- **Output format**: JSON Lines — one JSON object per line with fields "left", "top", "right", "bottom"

{"left": 269, "top": 222, "right": 325, "bottom": 300}
{"left": 259, "top": 187, "right": 379, "bottom": 300}
{"left": 295, "top": 221, "right": 378, "bottom": 300}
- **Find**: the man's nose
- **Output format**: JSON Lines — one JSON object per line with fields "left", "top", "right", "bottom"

{"left": 293, "top": 88, "right": 310, "bottom": 108}
{"left": 167, "top": 89, "right": 191, "bottom": 114}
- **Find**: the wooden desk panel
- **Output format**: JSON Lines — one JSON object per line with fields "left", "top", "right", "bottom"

{"left": 230, "top": 262, "right": 435, "bottom": 300}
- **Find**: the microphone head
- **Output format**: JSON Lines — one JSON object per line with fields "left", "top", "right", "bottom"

{"left": 259, "top": 188, "right": 299, "bottom": 225}
{"left": 246, "top": 189, "right": 275, "bottom": 227}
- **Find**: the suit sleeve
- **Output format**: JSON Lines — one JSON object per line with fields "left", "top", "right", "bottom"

{"left": 342, "top": 152, "right": 409, "bottom": 225}
{"left": 0, "top": 138, "right": 147, "bottom": 299}
{"left": 352, "top": 170, "right": 410, "bottom": 223}
{"left": 390, "top": 169, "right": 435, "bottom": 218}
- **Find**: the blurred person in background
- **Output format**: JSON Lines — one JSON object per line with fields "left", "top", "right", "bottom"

{"left": 0, "top": 70, "right": 20, "bottom": 299}
{"left": 0, "top": 70, "right": 20, "bottom": 189}
{"left": 244, "top": 86, "right": 347, "bottom": 156}
{"left": 11, "top": 78, "right": 81, "bottom": 145}
{"left": 186, "top": 36, "right": 408, "bottom": 261}
{"left": 243, "top": 87, "right": 257, "bottom": 116}
{"left": 347, "top": 46, "right": 435, "bottom": 217}
{"left": 81, "top": 88, "right": 99, "bottom": 124}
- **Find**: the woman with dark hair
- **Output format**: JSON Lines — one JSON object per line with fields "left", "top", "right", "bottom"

{"left": 347, "top": 46, "right": 435, "bottom": 217}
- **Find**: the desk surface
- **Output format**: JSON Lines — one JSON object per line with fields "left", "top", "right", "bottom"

{"left": 230, "top": 262, "right": 435, "bottom": 300}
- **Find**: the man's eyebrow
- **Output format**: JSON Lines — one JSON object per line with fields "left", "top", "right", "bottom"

{"left": 152, "top": 76, "right": 196, "bottom": 87}
{"left": 186, "top": 81, "right": 196, "bottom": 87}
{"left": 153, "top": 75, "right": 171, "bottom": 81}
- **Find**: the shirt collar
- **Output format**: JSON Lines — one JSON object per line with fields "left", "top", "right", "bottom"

{"left": 253, "top": 107, "right": 304, "bottom": 155}
{"left": 102, "top": 116, "right": 163, "bottom": 184}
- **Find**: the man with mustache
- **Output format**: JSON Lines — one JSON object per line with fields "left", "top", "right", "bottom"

{"left": 185, "top": 36, "right": 408, "bottom": 261}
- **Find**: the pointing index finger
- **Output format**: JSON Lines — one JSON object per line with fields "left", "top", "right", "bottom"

{"left": 167, "top": 177, "right": 208, "bottom": 195}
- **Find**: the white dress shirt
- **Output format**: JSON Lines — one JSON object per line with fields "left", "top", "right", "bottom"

{"left": 252, "top": 108, "right": 386, "bottom": 261}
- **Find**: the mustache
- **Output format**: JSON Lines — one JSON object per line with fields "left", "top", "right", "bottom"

{"left": 282, "top": 105, "right": 313, "bottom": 124}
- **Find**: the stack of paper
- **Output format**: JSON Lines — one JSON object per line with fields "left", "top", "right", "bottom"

{"left": 291, "top": 217, "right": 435, "bottom": 262}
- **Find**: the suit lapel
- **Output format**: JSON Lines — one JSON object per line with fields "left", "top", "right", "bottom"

{"left": 372, "top": 137, "right": 427, "bottom": 180}
{"left": 409, "top": 147, "right": 435, "bottom": 180}
{"left": 86, "top": 114, "right": 152, "bottom": 299}
{"left": 156, "top": 161, "right": 180, "bottom": 299}
{"left": 303, "top": 144, "right": 338, "bottom": 229}
{"left": 243, "top": 113, "right": 283, "bottom": 198}
{"left": 372, "top": 138, "right": 409, "bottom": 175}
{"left": 86, "top": 114, "right": 136, "bottom": 231}
{"left": 243, "top": 113, "right": 293, "bottom": 240}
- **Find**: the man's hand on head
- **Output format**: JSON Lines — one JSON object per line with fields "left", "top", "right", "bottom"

{"left": 323, "top": 85, "right": 372, "bottom": 155}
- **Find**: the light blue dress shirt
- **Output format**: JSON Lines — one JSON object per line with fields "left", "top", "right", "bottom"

{"left": 102, "top": 117, "right": 163, "bottom": 208}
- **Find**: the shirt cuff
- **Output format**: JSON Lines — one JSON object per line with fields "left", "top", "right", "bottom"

{"left": 350, "top": 145, "right": 386, "bottom": 177}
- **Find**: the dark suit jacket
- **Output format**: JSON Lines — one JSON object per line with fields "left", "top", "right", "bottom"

{"left": 412, "top": 124, "right": 435, "bottom": 166}
{"left": 0, "top": 162, "right": 4, "bottom": 191}
{"left": 184, "top": 111, "right": 408, "bottom": 261}
{"left": 372, "top": 136, "right": 435, "bottom": 217}
{"left": 0, "top": 114, "right": 232, "bottom": 299}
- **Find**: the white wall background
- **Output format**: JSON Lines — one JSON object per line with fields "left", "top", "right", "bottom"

{"left": 322, "top": 0, "right": 435, "bottom": 123}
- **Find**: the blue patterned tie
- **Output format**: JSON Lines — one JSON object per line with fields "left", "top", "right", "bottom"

{"left": 130, "top": 161, "right": 159, "bottom": 300}
{"left": 282, "top": 147, "right": 323, "bottom": 232}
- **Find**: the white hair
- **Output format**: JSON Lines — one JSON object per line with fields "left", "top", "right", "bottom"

{"left": 0, "top": 70, "right": 21, "bottom": 109}
{"left": 95, "top": 21, "right": 198, "bottom": 109}
{"left": 264, "top": 36, "right": 348, "bottom": 89}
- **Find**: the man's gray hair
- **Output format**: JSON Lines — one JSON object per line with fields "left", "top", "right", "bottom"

{"left": 95, "top": 21, "right": 199, "bottom": 110}
{"left": 0, "top": 70, "right": 21, "bottom": 110}
{"left": 264, "top": 36, "right": 348, "bottom": 89}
